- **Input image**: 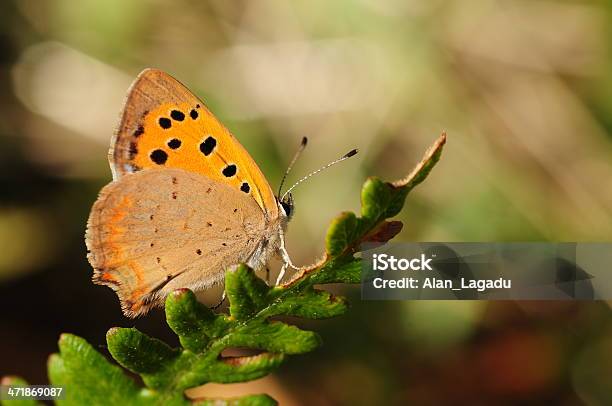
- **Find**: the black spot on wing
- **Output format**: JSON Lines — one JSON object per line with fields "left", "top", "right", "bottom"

{"left": 150, "top": 149, "right": 168, "bottom": 165}
{"left": 170, "top": 110, "right": 185, "bottom": 121}
{"left": 159, "top": 117, "right": 172, "bottom": 129}
{"left": 200, "top": 136, "right": 216, "bottom": 156}
{"left": 222, "top": 164, "right": 237, "bottom": 177}
{"left": 167, "top": 138, "right": 181, "bottom": 149}
{"left": 240, "top": 182, "right": 250, "bottom": 193}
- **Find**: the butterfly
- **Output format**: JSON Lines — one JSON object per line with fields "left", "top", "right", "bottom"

{"left": 85, "top": 69, "right": 356, "bottom": 318}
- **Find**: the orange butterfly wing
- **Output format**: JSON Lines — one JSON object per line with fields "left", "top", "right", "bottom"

{"left": 110, "top": 68, "right": 278, "bottom": 220}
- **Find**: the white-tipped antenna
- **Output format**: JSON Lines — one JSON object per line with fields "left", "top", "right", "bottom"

{"left": 278, "top": 137, "right": 308, "bottom": 197}
{"left": 281, "top": 148, "right": 358, "bottom": 201}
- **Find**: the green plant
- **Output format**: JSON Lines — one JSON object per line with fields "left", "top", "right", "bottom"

{"left": 1, "top": 134, "right": 446, "bottom": 406}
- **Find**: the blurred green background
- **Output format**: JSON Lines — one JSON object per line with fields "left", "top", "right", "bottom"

{"left": 1, "top": 0, "right": 611, "bottom": 404}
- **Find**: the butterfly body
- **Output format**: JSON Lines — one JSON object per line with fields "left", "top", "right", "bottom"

{"left": 86, "top": 69, "right": 292, "bottom": 317}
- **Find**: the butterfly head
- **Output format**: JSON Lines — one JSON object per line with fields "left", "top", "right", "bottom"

{"left": 278, "top": 193, "right": 294, "bottom": 219}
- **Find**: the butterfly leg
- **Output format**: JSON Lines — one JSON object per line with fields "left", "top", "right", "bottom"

{"left": 276, "top": 261, "right": 289, "bottom": 285}
{"left": 275, "top": 232, "right": 298, "bottom": 285}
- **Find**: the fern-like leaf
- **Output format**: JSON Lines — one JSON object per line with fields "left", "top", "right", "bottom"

{"left": 2, "top": 133, "right": 446, "bottom": 406}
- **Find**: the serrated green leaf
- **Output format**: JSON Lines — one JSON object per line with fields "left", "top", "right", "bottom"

{"left": 360, "top": 177, "right": 392, "bottom": 223}
{"left": 226, "top": 264, "right": 270, "bottom": 320}
{"left": 385, "top": 132, "right": 446, "bottom": 218}
{"left": 227, "top": 322, "right": 321, "bottom": 354}
{"left": 49, "top": 334, "right": 148, "bottom": 406}
{"left": 107, "top": 327, "right": 179, "bottom": 375}
{"left": 393, "top": 133, "right": 446, "bottom": 190}
{"left": 273, "top": 288, "right": 348, "bottom": 319}
{"left": 310, "top": 258, "right": 362, "bottom": 284}
{"left": 325, "top": 211, "right": 359, "bottom": 256}
{"left": 46, "top": 353, "right": 66, "bottom": 391}
{"left": 165, "top": 289, "right": 228, "bottom": 353}
{"left": 182, "top": 353, "right": 285, "bottom": 386}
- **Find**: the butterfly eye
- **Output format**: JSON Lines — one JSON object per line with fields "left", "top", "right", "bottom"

{"left": 280, "top": 194, "right": 294, "bottom": 217}
{"left": 280, "top": 201, "right": 291, "bottom": 217}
